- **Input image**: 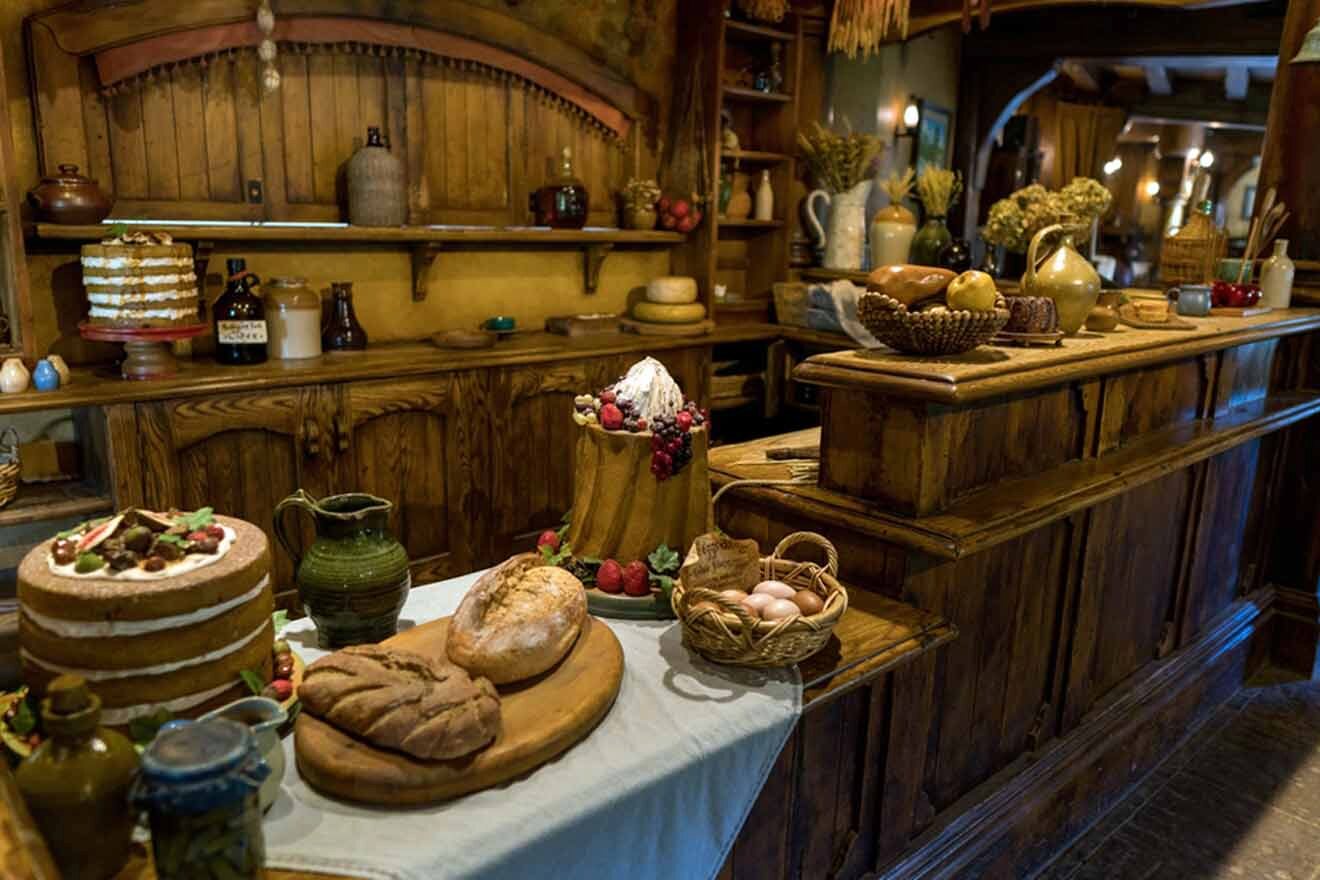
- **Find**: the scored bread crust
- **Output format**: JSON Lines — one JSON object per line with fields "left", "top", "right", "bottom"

{"left": 299, "top": 645, "right": 501, "bottom": 760}
{"left": 447, "top": 554, "right": 587, "bottom": 685}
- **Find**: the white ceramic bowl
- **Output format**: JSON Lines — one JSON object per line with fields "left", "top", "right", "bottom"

{"left": 646, "top": 276, "right": 699, "bottom": 304}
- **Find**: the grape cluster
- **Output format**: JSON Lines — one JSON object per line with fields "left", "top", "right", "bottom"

{"left": 648, "top": 402, "right": 706, "bottom": 482}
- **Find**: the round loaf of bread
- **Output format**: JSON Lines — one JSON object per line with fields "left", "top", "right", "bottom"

{"left": 447, "top": 554, "right": 587, "bottom": 684}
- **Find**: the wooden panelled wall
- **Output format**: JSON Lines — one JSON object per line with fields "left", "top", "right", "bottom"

{"left": 29, "top": 30, "right": 630, "bottom": 226}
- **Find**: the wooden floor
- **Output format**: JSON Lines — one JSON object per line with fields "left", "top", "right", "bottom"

{"left": 1039, "top": 670, "right": 1320, "bottom": 880}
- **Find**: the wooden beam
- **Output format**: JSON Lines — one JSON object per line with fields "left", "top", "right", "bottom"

{"left": 1131, "top": 78, "right": 1272, "bottom": 129}
{"left": 1225, "top": 65, "right": 1250, "bottom": 101}
{"left": 1146, "top": 64, "right": 1173, "bottom": 96}
{"left": 1060, "top": 60, "right": 1099, "bottom": 93}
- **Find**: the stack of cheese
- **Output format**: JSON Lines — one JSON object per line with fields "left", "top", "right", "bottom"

{"left": 630, "top": 277, "right": 707, "bottom": 330}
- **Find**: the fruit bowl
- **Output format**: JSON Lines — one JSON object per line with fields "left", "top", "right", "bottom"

{"left": 857, "top": 292, "right": 1010, "bottom": 356}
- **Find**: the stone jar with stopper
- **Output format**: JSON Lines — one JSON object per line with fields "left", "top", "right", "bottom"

{"left": 870, "top": 168, "right": 918, "bottom": 269}
{"left": 346, "top": 126, "right": 406, "bottom": 227}
{"left": 15, "top": 675, "right": 140, "bottom": 880}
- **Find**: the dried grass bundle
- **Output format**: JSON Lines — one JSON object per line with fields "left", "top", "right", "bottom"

{"left": 829, "top": 0, "right": 911, "bottom": 58}
{"left": 797, "top": 123, "right": 883, "bottom": 194}
{"left": 737, "top": 0, "right": 790, "bottom": 22}
{"left": 916, "top": 167, "right": 962, "bottom": 217}
{"left": 882, "top": 167, "right": 915, "bottom": 204}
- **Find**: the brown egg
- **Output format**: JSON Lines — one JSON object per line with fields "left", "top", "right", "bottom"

{"left": 741, "top": 593, "right": 775, "bottom": 618}
{"left": 792, "top": 590, "right": 825, "bottom": 616}
{"left": 719, "top": 589, "right": 749, "bottom": 602}
{"left": 762, "top": 599, "right": 801, "bottom": 621}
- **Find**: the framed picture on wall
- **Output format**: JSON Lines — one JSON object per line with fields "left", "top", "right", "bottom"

{"left": 915, "top": 102, "right": 952, "bottom": 175}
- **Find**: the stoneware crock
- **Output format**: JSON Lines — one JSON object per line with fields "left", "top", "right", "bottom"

{"left": 28, "top": 164, "right": 112, "bottom": 225}
{"left": 274, "top": 490, "right": 410, "bottom": 648}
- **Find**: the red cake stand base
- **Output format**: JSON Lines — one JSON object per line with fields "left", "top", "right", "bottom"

{"left": 79, "top": 322, "right": 209, "bottom": 381}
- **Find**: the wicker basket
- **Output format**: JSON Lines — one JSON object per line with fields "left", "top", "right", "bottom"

{"left": 671, "top": 532, "right": 848, "bottom": 668}
{"left": 0, "top": 428, "right": 19, "bottom": 510}
{"left": 1159, "top": 209, "right": 1225, "bottom": 286}
{"left": 857, "top": 291, "right": 1010, "bottom": 356}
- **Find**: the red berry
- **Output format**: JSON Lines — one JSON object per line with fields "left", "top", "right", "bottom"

{"left": 635, "top": 418, "right": 647, "bottom": 432}
{"left": 187, "top": 530, "right": 210, "bottom": 543}
{"left": 599, "top": 389, "right": 617, "bottom": 405}
{"left": 671, "top": 199, "right": 690, "bottom": 219}
{"left": 623, "top": 561, "right": 650, "bottom": 597}
{"left": 600, "top": 403, "right": 624, "bottom": 430}
{"left": 661, "top": 213, "right": 678, "bottom": 230}
{"left": 651, "top": 434, "right": 665, "bottom": 451}
{"left": 676, "top": 216, "right": 696, "bottom": 233}
{"left": 656, "top": 451, "right": 672, "bottom": 469}
{"left": 676, "top": 411, "right": 693, "bottom": 432}
{"left": 536, "top": 529, "right": 560, "bottom": 551}
{"left": 268, "top": 678, "right": 293, "bottom": 701}
{"left": 597, "top": 559, "right": 624, "bottom": 593}
{"left": 668, "top": 439, "right": 682, "bottom": 455}
{"left": 205, "top": 524, "right": 226, "bottom": 540}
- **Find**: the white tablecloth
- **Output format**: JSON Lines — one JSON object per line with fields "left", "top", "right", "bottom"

{"left": 264, "top": 571, "right": 802, "bottom": 880}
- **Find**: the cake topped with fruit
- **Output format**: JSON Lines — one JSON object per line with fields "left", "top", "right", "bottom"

{"left": 560, "top": 358, "right": 713, "bottom": 618}
{"left": 18, "top": 508, "right": 275, "bottom": 726}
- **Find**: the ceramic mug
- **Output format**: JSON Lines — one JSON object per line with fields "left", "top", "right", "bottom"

{"left": 1169, "top": 284, "right": 1213, "bottom": 317}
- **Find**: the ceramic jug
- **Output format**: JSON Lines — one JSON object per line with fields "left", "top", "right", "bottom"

{"left": 346, "top": 127, "right": 406, "bottom": 227}
{"left": 1, "top": 358, "right": 30, "bottom": 394}
{"left": 1020, "top": 223, "right": 1100, "bottom": 336}
{"left": 869, "top": 203, "right": 916, "bottom": 269}
{"left": 805, "top": 180, "right": 871, "bottom": 271}
{"left": 274, "top": 490, "right": 410, "bottom": 648}
{"left": 1261, "top": 239, "right": 1295, "bottom": 309}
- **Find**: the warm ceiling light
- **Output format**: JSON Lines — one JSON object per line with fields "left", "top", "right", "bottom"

{"left": 1198, "top": 151, "right": 1215, "bottom": 168}
{"left": 1187, "top": 147, "right": 1201, "bottom": 162}
{"left": 1103, "top": 157, "right": 1123, "bottom": 176}
{"left": 1145, "top": 180, "right": 1161, "bottom": 198}
{"left": 903, "top": 102, "right": 920, "bottom": 129}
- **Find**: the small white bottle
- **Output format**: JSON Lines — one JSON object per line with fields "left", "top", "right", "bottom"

{"left": 0, "top": 358, "right": 30, "bottom": 394}
{"left": 754, "top": 170, "right": 774, "bottom": 222}
{"left": 1260, "top": 239, "right": 1295, "bottom": 309}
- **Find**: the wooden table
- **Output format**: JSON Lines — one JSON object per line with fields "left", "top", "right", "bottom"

{"left": 712, "top": 309, "right": 1320, "bottom": 878}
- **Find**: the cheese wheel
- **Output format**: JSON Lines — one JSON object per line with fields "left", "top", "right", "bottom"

{"left": 633, "top": 301, "right": 708, "bottom": 324}
{"left": 646, "top": 276, "right": 699, "bottom": 304}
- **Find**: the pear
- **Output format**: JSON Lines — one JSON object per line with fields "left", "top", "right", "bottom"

{"left": 946, "top": 270, "right": 998, "bottom": 312}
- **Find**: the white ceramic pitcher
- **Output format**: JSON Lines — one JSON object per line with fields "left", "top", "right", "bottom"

{"left": 805, "top": 180, "right": 871, "bottom": 271}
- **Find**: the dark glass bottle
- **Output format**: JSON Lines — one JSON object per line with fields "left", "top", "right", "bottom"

{"left": 213, "top": 258, "right": 268, "bottom": 365}
{"left": 530, "top": 146, "right": 588, "bottom": 228}
{"left": 322, "top": 282, "right": 368, "bottom": 351}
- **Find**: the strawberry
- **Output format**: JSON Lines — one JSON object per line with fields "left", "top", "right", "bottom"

{"left": 597, "top": 559, "right": 624, "bottom": 593}
{"left": 264, "top": 679, "right": 294, "bottom": 701}
{"left": 536, "top": 530, "right": 560, "bottom": 551}
{"left": 676, "top": 410, "right": 693, "bottom": 432}
{"left": 600, "top": 403, "right": 624, "bottom": 430}
{"left": 623, "top": 561, "right": 650, "bottom": 596}
{"left": 671, "top": 199, "right": 690, "bottom": 219}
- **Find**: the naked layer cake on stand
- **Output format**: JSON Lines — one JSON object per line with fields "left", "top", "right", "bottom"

{"left": 80, "top": 230, "right": 199, "bottom": 328}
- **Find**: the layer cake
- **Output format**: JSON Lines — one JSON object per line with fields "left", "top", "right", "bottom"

{"left": 81, "top": 230, "right": 199, "bottom": 328}
{"left": 18, "top": 510, "right": 274, "bottom": 726}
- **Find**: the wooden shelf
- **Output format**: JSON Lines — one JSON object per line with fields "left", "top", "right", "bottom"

{"left": 801, "top": 267, "right": 870, "bottom": 284}
{"left": 0, "top": 482, "right": 113, "bottom": 529}
{"left": 718, "top": 219, "right": 784, "bottom": 234}
{"left": 721, "top": 149, "right": 793, "bottom": 164}
{"left": 710, "top": 393, "right": 761, "bottom": 411}
{"left": 723, "top": 86, "right": 793, "bottom": 103}
{"left": 30, "top": 222, "right": 683, "bottom": 301}
{"left": 724, "top": 19, "right": 797, "bottom": 42}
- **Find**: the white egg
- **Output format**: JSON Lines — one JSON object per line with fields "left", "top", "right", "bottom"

{"left": 719, "top": 589, "right": 749, "bottom": 602}
{"left": 762, "top": 599, "right": 801, "bottom": 621}
{"left": 741, "top": 593, "right": 775, "bottom": 618}
{"left": 752, "top": 580, "right": 796, "bottom": 599}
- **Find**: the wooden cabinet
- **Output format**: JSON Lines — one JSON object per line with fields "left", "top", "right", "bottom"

{"left": 136, "top": 387, "right": 341, "bottom": 604}
{"left": 339, "top": 373, "right": 487, "bottom": 584}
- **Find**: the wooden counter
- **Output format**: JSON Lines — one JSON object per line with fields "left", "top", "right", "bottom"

{"left": 711, "top": 311, "right": 1320, "bottom": 878}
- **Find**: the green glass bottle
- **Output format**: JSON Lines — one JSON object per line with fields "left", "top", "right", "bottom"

{"left": 910, "top": 215, "right": 952, "bottom": 266}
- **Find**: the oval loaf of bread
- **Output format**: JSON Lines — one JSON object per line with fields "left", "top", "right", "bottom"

{"left": 298, "top": 645, "right": 501, "bottom": 760}
{"left": 447, "top": 554, "right": 587, "bottom": 684}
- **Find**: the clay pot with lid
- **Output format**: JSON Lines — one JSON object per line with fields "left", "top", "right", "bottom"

{"left": 28, "top": 164, "right": 112, "bottom": 225}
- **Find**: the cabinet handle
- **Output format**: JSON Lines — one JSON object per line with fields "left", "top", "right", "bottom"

{"left": 301, "top": 420, "right": 320, "bottom": 458}
{"left": 335, "top": 416, "right": 350, "bottom": 454}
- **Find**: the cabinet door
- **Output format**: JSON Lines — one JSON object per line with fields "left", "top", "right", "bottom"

{"left": 487, "top": 356, "right": 631, "bottom": 561}
{"left": 137, "top": 386, "right": 338, "bottom": 604}
{"left": 341, "top": 373, "right": 486, "bottom": 585}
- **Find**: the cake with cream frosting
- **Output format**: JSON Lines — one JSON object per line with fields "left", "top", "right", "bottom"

{"left": 81, "top": 230, "right": 200, "bottom": 328}
{"left": 17, "top": 508, "right": 273, "bottom": 726}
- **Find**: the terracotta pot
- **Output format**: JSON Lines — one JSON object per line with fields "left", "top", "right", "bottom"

{"left": 28, "top": 164, "right": 112, "bottom": 225}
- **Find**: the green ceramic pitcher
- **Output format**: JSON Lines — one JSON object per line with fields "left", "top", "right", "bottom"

{"left": 274, "top": 489, "right": 410, "bottom": 648}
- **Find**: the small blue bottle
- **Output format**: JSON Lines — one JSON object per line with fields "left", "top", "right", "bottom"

{"left": 31, "top": 359, "right": 60, "bottom": 392}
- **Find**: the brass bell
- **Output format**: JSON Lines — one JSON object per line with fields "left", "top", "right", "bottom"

{"left": 1291, "top": 17, "right": 1320, "bottom": 64}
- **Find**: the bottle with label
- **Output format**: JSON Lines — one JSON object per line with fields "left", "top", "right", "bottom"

{"left": 214, "top": 258, "right": 268, "bottom": 366}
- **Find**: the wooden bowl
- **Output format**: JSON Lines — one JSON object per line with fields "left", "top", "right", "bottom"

{"left": 858, "top": 292, "right": 1010, "bottom": 356}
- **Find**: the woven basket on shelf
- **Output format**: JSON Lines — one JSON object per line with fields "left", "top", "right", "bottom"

{"left": 857, "top": 291, "right": 1010, "bottom": 356}
{"left": 1159, "top": 209, "right": 1225, "bottom": 286}
{"left": 671, "top": 532, "right": 848, "bottom": 668}
{"left": 0, "top": 428, "right": 20, "bottom": 510}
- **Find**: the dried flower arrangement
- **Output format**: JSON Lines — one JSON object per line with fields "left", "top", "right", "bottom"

{"left": 915, "top": 167, "right": 962, "bottom": 218}
{"left": 982, "top": 179, "right": 1113, "bottom": 252}
{"left": 796, "top": 123, "right": 883, "bottom": 194}
{"left": 737, "top": 0, "right": 790, "bottom": 23}
{"left": 622, "top": 178, "right": 662, "bottom": 212}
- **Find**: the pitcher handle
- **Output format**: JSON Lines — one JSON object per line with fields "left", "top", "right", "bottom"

{"left": 273, "top": 489, "right": 319, "bottom": 572}
{"left": 804, "top": 189, "right": 831, "bottom": 248}
{"left": 1024, "top": 223, "right": 1063, "bottom": 289}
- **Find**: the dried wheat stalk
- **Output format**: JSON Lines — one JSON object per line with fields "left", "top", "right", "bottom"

{"left": 829, "top": 0, "right": 911, "bottom": 58}
{"left": 916, "top": 167, "right": 962, "bottom": 217}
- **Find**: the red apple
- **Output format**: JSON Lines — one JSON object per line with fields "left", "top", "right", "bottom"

{"left": 671, "top": 199, "right": 690, "bottom": 219}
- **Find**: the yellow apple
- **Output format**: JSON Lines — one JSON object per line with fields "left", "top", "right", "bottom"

{"left": 946, "top": 270, "right": 998, "bottom": 312}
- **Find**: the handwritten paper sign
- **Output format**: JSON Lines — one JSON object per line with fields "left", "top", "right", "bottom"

{"left": 680, "top": 532, "right": 762, "bottom": 594}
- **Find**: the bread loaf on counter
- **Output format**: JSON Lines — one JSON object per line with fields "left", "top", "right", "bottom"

{"left": 447, "top": 554, "right": 587, "bottom": 684}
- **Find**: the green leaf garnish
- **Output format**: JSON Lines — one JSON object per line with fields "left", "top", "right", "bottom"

{"left": 272, "top": 610, "right": 289, "bottom": 637}
{"left": 650, "top": 573, "right": 676, "bottom": 607}
{"left": 647, "top": 544, "right": 681, "bottom": 575}
{"left": 107, "top": 221, "right": 129, "bottom": 239}
{"left": 541, "top": 541, "right": 573, "bottom": 567}
{"left": 155, "top": 533, "right": 186, "bottom": 546}
{"left": 9, "top": 697, "right": 35, "bottom": 737}
{"left": 240, "top": 668, "right": 265, "bottom": 696}
{"left": 175, "top": 507, "right": 214, "bottom": 531}
{"left": 128, "top": 708, "right": 173, "bottom": 746}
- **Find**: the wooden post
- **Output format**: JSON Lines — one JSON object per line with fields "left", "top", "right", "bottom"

{"left": 1258, "top": 0, "right": 1320, "bottom": 261}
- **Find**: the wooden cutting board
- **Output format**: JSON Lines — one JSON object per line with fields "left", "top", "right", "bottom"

{"left": 294, "top": 615, "right": 623, "bottom": 806}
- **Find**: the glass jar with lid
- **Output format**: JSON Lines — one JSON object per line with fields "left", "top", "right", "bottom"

{"left": 132, "top": 718, "right": 270, "bottom": 880}
{"left": 264, "top": 276, "right": 323, "bottom": 360}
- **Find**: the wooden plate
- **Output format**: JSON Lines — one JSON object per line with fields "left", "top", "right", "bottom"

{"left": 294, "top": 616, "right": 623, "bottom": 805}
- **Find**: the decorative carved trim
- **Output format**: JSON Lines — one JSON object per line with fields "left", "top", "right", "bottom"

{"left": 92, "top": 17, "right": 631, "bottom": 139}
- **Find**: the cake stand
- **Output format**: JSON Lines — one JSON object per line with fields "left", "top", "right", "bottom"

{"left": 79, "top": 322, "right": 208, "bottom": 381}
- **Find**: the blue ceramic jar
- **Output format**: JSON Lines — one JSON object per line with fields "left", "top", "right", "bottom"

{"left": 32, "top": 359, "right": 60, "bottom": 392}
